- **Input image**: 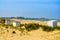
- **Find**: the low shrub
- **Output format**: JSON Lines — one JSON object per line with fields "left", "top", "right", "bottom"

{"left": 55, "top": 26, "right": 60, "bottom": 30}
{"left": 7, "top": 30, "right": 9, "bottom": 32}
{"left": 20, "top": 28, "right": 25, "bottom": 33}
{"left": 9, "top": 24, "right": 13, "bottom": 27}
{"left": 42, "top": 26, "right": 55, "bottom": 32}
{"left": 12, "top": 31, "right": 16, "bottom": 34}
{"left": 25, "top": 23, "right": 40, "bottom": 31}
{"left": 20, "top": 24, "right": 24, "bottom": 27}
{"left": 39, "top": 25, "right": 43, "bottom": 27}
{"left": 5, "top": 26, "right": 8, "bottom": 29}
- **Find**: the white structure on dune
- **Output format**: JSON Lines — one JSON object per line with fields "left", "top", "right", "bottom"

{"left": 13, "top": 21, "right": 20, "bottom": 27}
{"left": 5, "top": 20, "right": 10, "bottom": 25}
{"left": 5, "top": 19, "right": 21, "bottom": 27}
{"left": 47, "top": 20, "right": 57, "bottom": 27}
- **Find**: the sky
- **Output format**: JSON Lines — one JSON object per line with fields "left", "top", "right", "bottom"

{"left": 0, "top": 0, "right": 60, "bottom": 19}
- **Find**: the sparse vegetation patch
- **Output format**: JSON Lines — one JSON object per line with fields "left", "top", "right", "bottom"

{"left": 41, "top": 26, "right": 55, "bottom": 32}
{"left": 25, "top": 23, "right": 40, "bottom": 31}
{"left": 12, "top": 31, "right": 16, "bottom": 34}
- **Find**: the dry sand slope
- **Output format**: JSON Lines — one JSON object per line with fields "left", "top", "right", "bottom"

{"left": 0, "top": 26, "right": 60, "bottom": 40}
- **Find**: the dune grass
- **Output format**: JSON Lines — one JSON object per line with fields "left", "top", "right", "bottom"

{"left": 21, "top": 23, "right": 60, "bottom": 32}
{"left": 0, "top": 21, "right": 60, "bottom": 33}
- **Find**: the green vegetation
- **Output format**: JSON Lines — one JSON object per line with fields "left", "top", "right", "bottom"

{"left": 55, "top": 26, "right": 60, "bottom": 30}
{"left": 20, "top": 24, "right": 24, "bottom": 27}
{"left": 7, "top": 30, "right": 9, "bottom": 32}
{"left": 0, "top": 18, "right": 5, "bottom": 24}
{"left": 24, "top": 24, "right": 60, "bottom": 32}
{"left": 20, "top": 27, "right": 25, "bottom": 33}
{"left": 24, "top": 23, "right": 56, "bottom": 32}
{"left": 41, "top": 26, "right": 55, "bottom": 32}
{"left": 25, "top": 23, "right": 40, "bottom": 31}
{"left": 0, "top": 18, "right": 60, "bottom": 32}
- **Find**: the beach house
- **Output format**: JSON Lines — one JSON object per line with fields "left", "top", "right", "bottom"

{"left": 5, "top": 19, "right": 10, "bottom": 25}
{"left": 47, "top": 20, "right": 57, "bottom": 27}
{"left": 13, "top": 21, "right": 20, "bottom": 27}
{"left": 5, "top": 19, "right": 21, "bottom": 27}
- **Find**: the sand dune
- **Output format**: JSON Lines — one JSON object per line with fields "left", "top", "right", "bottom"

{"left": 0, "top": 19, "right": 60, "bottom": 40}
{"left": 0, "top": 26, "right": 60, "bottom": 40}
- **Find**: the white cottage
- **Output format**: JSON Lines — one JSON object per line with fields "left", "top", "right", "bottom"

{"left": 13, "top": 21, "right": 20, "bottom": 27}
{"left": 5, "top": 20, "right": 10, "bottom": 25}
{"left": 47, "top": 20, "right": 57, "bottom": 27}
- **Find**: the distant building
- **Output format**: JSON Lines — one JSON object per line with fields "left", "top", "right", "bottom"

{"left": 47, "top": 20, "right": 57, "bottom": 27}
{"left": 5, "top": 20, "right": 10, "bottom": 25}
{"left": 13, "top": 21, "right": 20, "bottom": 27}
{"left": 5, "top": 19, "right": 21, "bottom": 27}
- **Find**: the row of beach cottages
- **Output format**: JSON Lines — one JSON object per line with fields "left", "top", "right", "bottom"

{"left": 5, "top": 19, "right": 20, "bottom": 27}
{"left": 5, "top": 19, "right": 58, "bottom": 27}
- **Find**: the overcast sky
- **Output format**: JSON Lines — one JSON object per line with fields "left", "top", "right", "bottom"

{"left": 0, "top": 0, "right": 60, "bottom": 19}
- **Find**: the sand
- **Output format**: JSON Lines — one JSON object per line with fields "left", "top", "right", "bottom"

{"left": 0, "top": 26, "right": 60, "bottom": 40}
{"left": 10, "top": 19, "right": 48, "bottom": 26}
{"left": 0, "top": 19, "right": 60, "bottom": 40}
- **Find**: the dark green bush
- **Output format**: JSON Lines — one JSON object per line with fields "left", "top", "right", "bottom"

{"left": 25, "top": 23, "right": 40, "bottom": 31}
{"left": 42, "top": 26, "right": 55, "bottom": 32}
{"left": 39, "top": 25, "right": 43, "bottom": 27}
{"left": 55, "top": 26, "right": 60, "bottom": 30}
{"left": 7, "top": 30, "right": 9, "bottom": 32}
{"left": 20, "top": 24, "right": 24, "bottom": 27}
